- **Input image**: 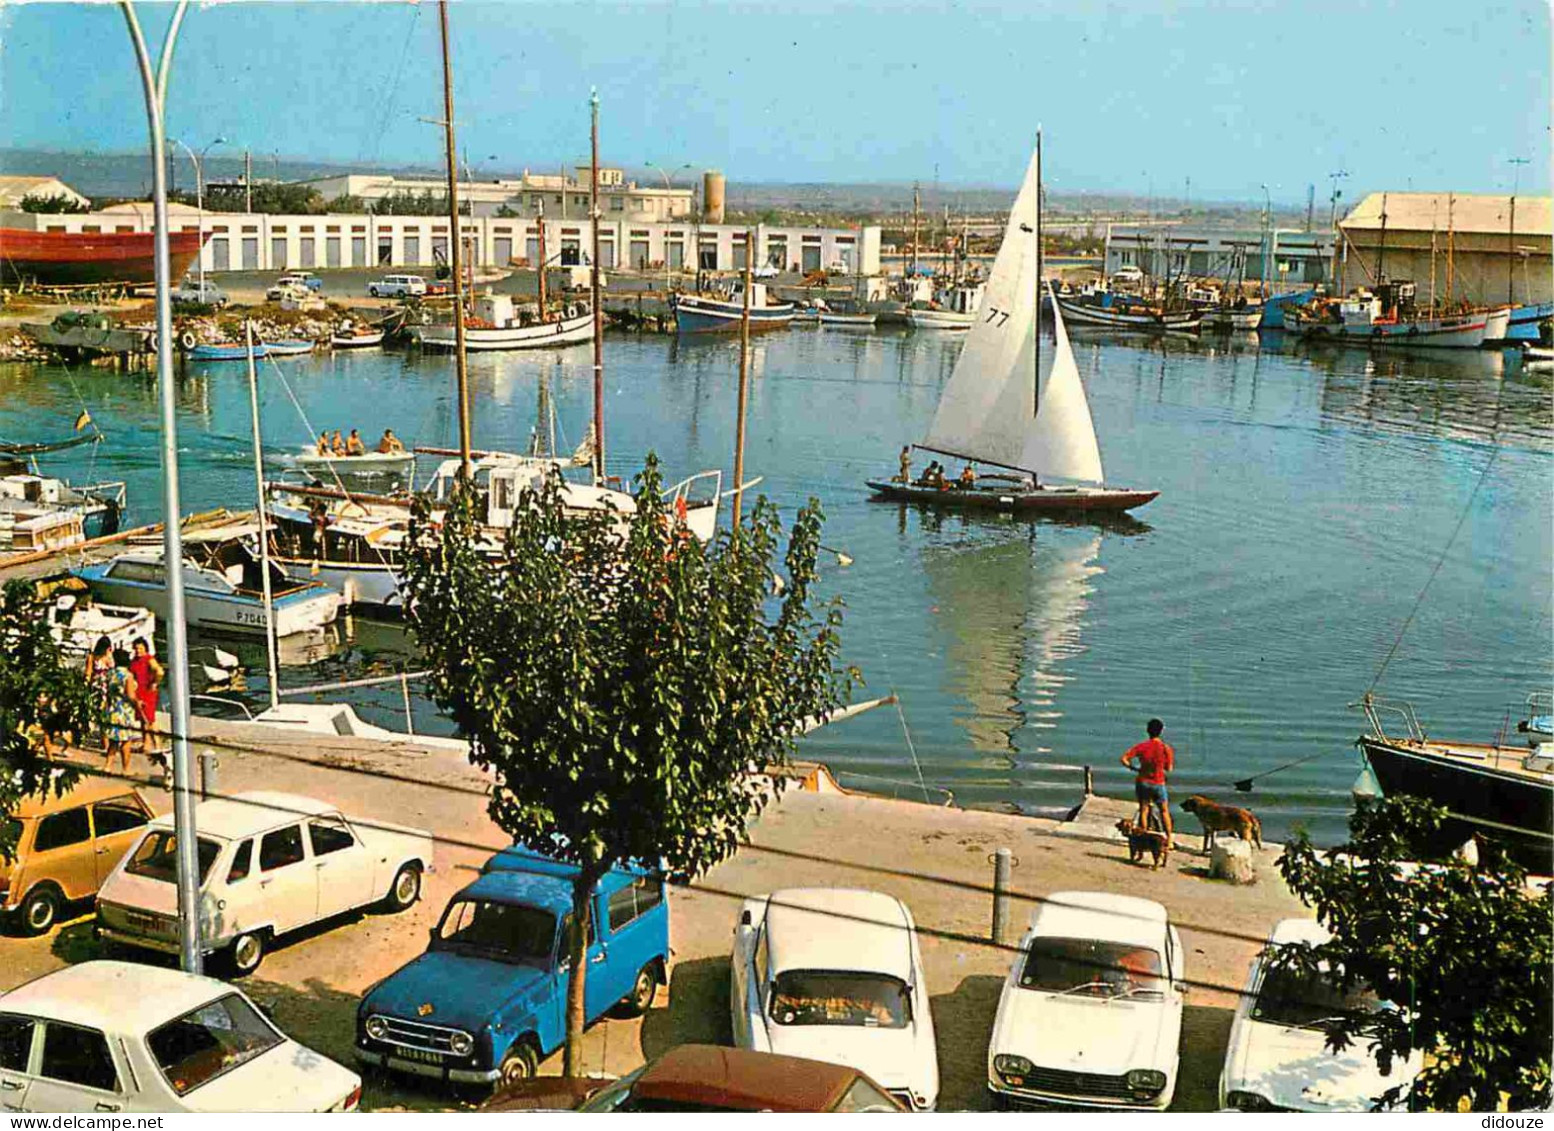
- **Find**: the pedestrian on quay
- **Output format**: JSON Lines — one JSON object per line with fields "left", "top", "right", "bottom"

{"left": 1121, "top": 718, "right": 1175, "bottom": 854}
{"left": 128, "top": 638, "right": 164, "bottom": 760}
{"left": 103, "top": 648, "right": 140, "bottom": 775}
{"left": 85, "top": 635, "right": 113, "bottom": 752}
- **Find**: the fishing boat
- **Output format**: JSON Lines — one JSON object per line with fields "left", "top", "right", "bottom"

{"left": 672, "top": 282, "right": 796, "bottom": 334}
{"left": 410, "top": 294, "right": 595, "bottom": 351}
{"left": 188, "top": 342, "right": 270, "bottom": 362}
{"left": 265, "top": 491, "right": 410, "bottom": 610}
{"left": 866, "top": 136, "right": 1159, "bottom": 517}
{"left": 1257, "top": 288, "right": 1318, "bottom": 329}
{"left": 1283, "top": 284, "right": 1490, "bottom": 349}
{"left": 906, "top": 281, "right": 985, "bottom": 329}
{"left": 73, "top": 529, "right": 341, "bottom": 639}
{"left": 1355, "top": 692, "right": 1553, "bottom": 870}
{"left": 1202, "top": 301, "right": 1262, "bottom": 332}
{"left": 263, "top": 339, "right": 317, "bottom": 357}
{"left": 0, "top": 226, "right": 204, "bottom": 287}
{"left": 330, "top": 322, "right": 385, "bottom": 349}
{"left": 0, "top": 466, "right": 126, "bottom": 554}
{"left": 1056, "top": 288, "right": 1201, "bottom": 331}
{"left": 1506, "top": 302, "right": 1554, "bottom": 343}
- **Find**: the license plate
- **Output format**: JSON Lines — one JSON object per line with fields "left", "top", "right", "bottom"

{"left": 395, "top": 1047, "right": 446, "bottom": 1065}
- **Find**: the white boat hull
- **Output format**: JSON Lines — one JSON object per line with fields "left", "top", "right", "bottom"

{"left": 906, "top": 308, "right": 974, "bottom": 329}
{"left": 412, "top": 309, "right": 595, "bottom": 351}
{"left": 275, "top": 557, "right": 404, "bottom": 610}
{"left": 819, "top": 312, "right": 877, "bottom": 327}
{"left": 330, "top": 331, "right": 384, "bottom": 349}
{"left": 78, "top": 575, "right": 340, "bottom": 638}
{"left": 293, "top": 450, "right": 417, "bottom": 491}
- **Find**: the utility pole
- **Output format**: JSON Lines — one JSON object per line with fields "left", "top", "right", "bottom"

{"left": 244, "top": 322, "right": 279, "bottom": 712}
{"left": 732, "top": 229, "right": 753, "bottom": 525}
{"left": 1327, "top": 169, "right": 1349, "bottom": 229}
{"left": 589, "top": 89, "right": 605, "bottom": 484}
{"left": 120, "top": 0, "right": 202, "bottom": 976}
{"left": 910, "top": 182, "right": 920, "bottom": 278}
{"left": 1304, "top": 184, "right": 1315, "bottom": 233}
{"left": 437, "top": 0, "right": 471, "bottom": 478}
{"left": 244, "top": 148, "right": 252, "bottom": 213}
{"left": 1508, "top": 157, "right": 1529, "bottom": 306}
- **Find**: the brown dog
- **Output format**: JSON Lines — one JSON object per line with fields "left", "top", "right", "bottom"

{"left": 1116, "top": 819, "right": 1169, "bottom": 869}
{"left": 1180, "top": 795, "right": 1263, "bottom": 853}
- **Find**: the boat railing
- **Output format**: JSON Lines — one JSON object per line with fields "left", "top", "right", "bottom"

{"left": 191, "top": 693, "right": 254, "bottom": 721}
{"left": 666, "top": 469, "right": 723, "bottom": 510}
{"left": 1353, "top": 693, "right": 1425, "bottom": 743}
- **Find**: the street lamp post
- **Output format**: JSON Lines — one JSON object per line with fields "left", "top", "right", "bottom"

{"left": 174, "top": 135, "right": 225, "bottom": 296}
{"left": 645, "top": 161, "right": 691, "bottom": 294}
{"left": 120, "top": 0, "right": 202, "bottom": 977}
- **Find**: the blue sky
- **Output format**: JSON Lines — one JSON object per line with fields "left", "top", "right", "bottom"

{"left": 0, "top": 0, "right": 1547, "bottom": 204}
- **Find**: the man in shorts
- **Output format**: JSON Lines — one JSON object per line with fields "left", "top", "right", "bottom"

{"left": 1122, "top": 718, "right": 1174, "bottom": 854}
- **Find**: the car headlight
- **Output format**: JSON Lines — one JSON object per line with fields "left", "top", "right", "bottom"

{"left": 1225, "top": 1090, "right": 1276, "bottom": 1112}
{"left": 449, "top": 1031, "right": 474, "bottom": 1057}
{"left": 364, "top": 1016, "right": 387, "bottom": 1041}
{"left": 993, "top": 1054, "right": 1034, "bottom": 1081}
{"left": 1126, "top": 1069, "right": 1167, "bottom": 1098}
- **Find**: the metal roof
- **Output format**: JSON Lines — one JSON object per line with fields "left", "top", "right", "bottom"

{"left": 1341, "top": 192, "right": 1552, "bottom": 237}
{"left": 1, "top": 961, "right": 231, "bottom": 1032}
{"left": 763, "top": 888, "right": 915, "bottom": 982}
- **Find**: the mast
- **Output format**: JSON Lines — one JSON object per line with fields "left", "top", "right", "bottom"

{"left": 1376, "top": 192, "right": 1387, "bottom": 288}
{"left": 732, "top": 229, "right": 753, "bottom": 525}
{"left": 1446, "top": 193, "right": 1455, "bottom": 307}
{"left": 1507, "top": 194, "right": 1517, "bottom": 306}
{"left": 437, "top": 0, "right": 471, "bottom": 478}
{"left": 536, "top": 200, "right": 548, "bottom": 317}
{"left": 911, "top": 182, "right": 920, "bottom": 278}
{"left": 244, "top": 321, "right": 279, "bottom": 712}
{"left": 1429, "top": 200, "right": 1437, "bottom": 312}
{"left": 1034, "top": 128, "right": 1042, "bottom": 421}
{"left": 589, "top": 89, "right": 605, "bottom": 483}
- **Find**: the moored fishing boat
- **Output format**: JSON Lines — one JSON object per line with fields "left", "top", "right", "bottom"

{"left": 410, "top": 294, "right": 595, "bottom": 351}
{"left": 1506, "top": 301, "right": 1554, "bottom": 342}
{"left": 905, "top": 280, "right": 985, "bottom": 329}
{"left": 1056, "top": 289, "right": 1201, "bottom": 332}
{"left": 866, "top": 135, "right": 1158, "bottom": 518}
{"left": 1203, "top": 305, "right": 1262, "bottom": 332}
{"left": 1284, "top": 284, "right": 1489, "bottom": 348}
{"left": 673, "top": 283, "right": 795, "bottom": 334}
{"left": 329, "top": 323, "right": 385, "bottom": 349}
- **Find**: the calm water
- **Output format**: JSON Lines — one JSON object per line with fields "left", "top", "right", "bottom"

{"left": 3, "top": 326, "right": 1550, "bottom": 843}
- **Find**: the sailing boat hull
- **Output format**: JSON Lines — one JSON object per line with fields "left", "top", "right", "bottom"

{"left": 865, "top": 480, "right": 1158, "bottom": 514}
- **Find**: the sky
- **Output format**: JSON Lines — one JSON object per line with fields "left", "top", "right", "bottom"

{"left": 0, "top": 0, "right": 1548, "bottom": 206}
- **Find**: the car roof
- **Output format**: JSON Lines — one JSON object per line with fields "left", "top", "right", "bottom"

{"left": 1, "top": 961, "right": 231, "bottom": 1032}
{"left": 1268, "top": 917, "right": 1331, "bottom": 947}
{"left": 148, "top": 790, "right": 336, "bottom": 841}
{"left": 630, "top": 1045, "right": 862, "bottom": 1112}
{"left": 763, "top": 888, "right": 914, "bottom": 982}
{"left": 1029, "top": 890, "right": 1170, "bottom": 948}
{"left": 459, "top": 868, "right": 574, "bottom": 916}
{"left": 482, "top": 845, "right": 649, "bottom": 895}
{"left": 13, "top": 776, "right": 144, "bottom": 820}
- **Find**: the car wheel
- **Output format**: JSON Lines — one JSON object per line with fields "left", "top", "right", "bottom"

{"left": 19, "top": 885, "right": 60, "bottom": 936}
{"left": 497, "top": 1040, "right": 538, "bottom": 1087}
{"left": 369, "top": 287, "right": 379, "bottom": 298}
{"left": 229, "top": 930, "right": 266, "bottom": 977}
{"left": 613, "top": 961, "right": 659, "bottom": 1018}
{"left": 383, "top": 863, "right": 421, "bottom": 912}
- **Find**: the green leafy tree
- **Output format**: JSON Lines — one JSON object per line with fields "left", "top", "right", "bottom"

{"left": 404, "top": 458, "right": 852, "bottom": 1077}
{"left": 1277, "top": 797, "right": 1553, "bottom": 1111}
{"left": 19, "top": 193, "right": 89, "bottom": 214}
{"left": 0, "top": 581, "right": 98, "bottom": 858}
{"left": 324, "top": 194, "right": 367, "bottom": 214}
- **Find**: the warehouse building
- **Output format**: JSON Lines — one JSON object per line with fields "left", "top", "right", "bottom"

{"left": 1104, "top": 223, "right": 1335, "bottom": 288}
{"left": 297, "top": 168, "right": 695, "bottom": 221}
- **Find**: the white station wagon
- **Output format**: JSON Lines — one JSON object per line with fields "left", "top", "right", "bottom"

{"left": 1219, "top": 918, "right": 1423, "bottom": 1112}
{"left": 96, "top": 791, "right": 433, "bottom": 976}
{"left": 0, "top": 962, "right": 360, "bottom": 1112}
{"left": 729, "top": 887, "right": 939, "bottom": 1111}
{"left": 988, "top": 891, "right": 1185, "bottom": 1110}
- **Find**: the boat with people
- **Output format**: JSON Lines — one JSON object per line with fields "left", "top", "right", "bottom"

{"left": 292, "top": 446, "right": 417, "bottom": 494}
{"left": 1354, "top": 692, "right": 1552, "bottom": 870}
{"left": 672, "top": 282, "right": 796, "bottom": 334}
{"left": 866, "top": 135, "right": 1159, "bottom": 517}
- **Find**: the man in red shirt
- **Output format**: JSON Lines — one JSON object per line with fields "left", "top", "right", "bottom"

{"left": 1121, "top": 718, "right": 1174, "bottom": 853}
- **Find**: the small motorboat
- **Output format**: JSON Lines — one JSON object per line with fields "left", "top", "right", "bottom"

{"left": 292, "top": 448, "right": 417, "bottom": 492}
{"left": 46, "top": 593, "right": 156, "bottom": 656}
{"left": 263, "top": 339, "right": 317, "bottom": 357}
{"left": 330, "top": 323, "right": 385, "bottom": 349}
{"left": 818, "top": 309, "right": 877, "bottom": 328}
{"left": 188, "top": 342, "right": 268, "bottom": 362}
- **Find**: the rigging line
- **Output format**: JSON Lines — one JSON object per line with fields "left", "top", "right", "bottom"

{"left": 361, "top": 3, "right": 423, "bottom": 170}
{"left": 261, "top": 347, "right": 357, "bottom": 502}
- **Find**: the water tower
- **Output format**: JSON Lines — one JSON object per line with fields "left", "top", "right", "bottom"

{"left": 702, "top": 170, "right": 726, "bottom": 223}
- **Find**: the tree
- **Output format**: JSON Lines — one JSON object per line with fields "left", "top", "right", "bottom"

{"left": 20, "top": 193, "right": 89, "bottom": 214}
{"left": 1277, "top": 797, "right": 1553, "bottom": 1111}
{"left": 403, "top": 458, "right": 852, "bottom": 1076}
{"left": 324, "top": 194, "right": 367, "bottom": 214}
{"left": 0, "top": 581, "right": 98, "bottom": 859}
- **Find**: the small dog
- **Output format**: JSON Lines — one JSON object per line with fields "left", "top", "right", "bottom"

{"left": 1116, "top": 819, "right": 1169, "bottom": 869}
{"left": 1181, "top": 795, "right": 1263, "bottom": 854}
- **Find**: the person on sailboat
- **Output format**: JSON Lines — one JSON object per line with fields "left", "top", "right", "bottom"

{"left": 1122, "top": 718, "right": 1175, "bottom": 853}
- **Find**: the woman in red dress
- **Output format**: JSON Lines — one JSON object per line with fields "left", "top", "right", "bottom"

{"left": 128, "top": 638, "right": 164, "bottom": 758}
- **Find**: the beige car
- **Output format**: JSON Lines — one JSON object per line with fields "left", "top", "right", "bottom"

{"left": 2, "top": 779, "right": 154, "bottom": 936}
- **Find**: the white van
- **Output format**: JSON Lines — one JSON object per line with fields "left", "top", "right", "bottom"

{"left": 368, "top": 274, "right": 427, "bottom": 298}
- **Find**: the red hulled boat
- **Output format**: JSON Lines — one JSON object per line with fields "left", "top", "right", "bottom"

{"left": 0, "top": 227, "right": 206, "bottom": 286}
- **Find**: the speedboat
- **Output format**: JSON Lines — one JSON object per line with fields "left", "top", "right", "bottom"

{"left": 292, "top": 449, "right": 417, "bottom": 494}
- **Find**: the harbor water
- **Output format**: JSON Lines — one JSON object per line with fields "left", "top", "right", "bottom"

{"left": 2, "top": 326, "right": 1548, "bottom": 845}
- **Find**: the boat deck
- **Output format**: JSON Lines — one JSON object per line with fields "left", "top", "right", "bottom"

{"left": 0, "top": 509, "right": 256, "bottom": 584}
{"left": 1367, "top": 734, "right": 1553, "bottom": 783}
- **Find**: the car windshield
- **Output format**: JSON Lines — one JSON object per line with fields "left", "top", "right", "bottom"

{"left": 432, "top": 898, "right": 556, "bottom": 965}
{"left": 147, "top": 992, "right": 283, "bottom": 1096}
{"left": 768, "top": 970, "right": 911, "bottom": 1028}
{"left": 1020, "top": 936, "right": 1167, "bottom": 998}
{"left": 1253, "top": 963, "right": 1380, "bottom": 1028}
{"left": 126, "top": 830, "right": 222, "bottom": 885}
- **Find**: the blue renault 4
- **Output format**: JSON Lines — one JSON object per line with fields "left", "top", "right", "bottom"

{"left": 355, "top": 851, "right": 669, "bottom": 1088}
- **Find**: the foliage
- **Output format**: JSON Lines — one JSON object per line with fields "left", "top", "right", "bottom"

{"left": 1276, "top": 796, "right": 1552, "bottom": 1111}
{"left": 324, "top": 194, "right": 367, "bottom": 214}
{"left": 0, "top": 582, "right": 96, "bottom": 860}
{"left": 404, "top": 457, "right": 853, "bottom": 1073}
{"left": 19, "top": 193, "right": 89, "bottom": 214}
{"left": 494, "top": 204, "right": 519, "bottom": 218}
{"left": 369, "top": 188, "right": 470, "bottom": 216}
{"left": 199, "top": 182, "right": 326, "bottom": 215}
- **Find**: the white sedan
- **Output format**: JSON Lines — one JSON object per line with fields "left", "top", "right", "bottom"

{"left": 988, "top": 890, "right": 1184, "bottom": 1110}
{"left": 97, "top": 791, "right": 433, "bottom": 976}
{"left": 1220, "top": 918, "right": 1423, "bottom": 1112}
{"left": 0, "top": 962, "right": 360, "bottom": 1112}
{"left": 730, "top": 887, "right": 939, "bottom": 1111}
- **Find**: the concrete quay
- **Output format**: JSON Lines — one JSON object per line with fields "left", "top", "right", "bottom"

{"left": 13, "top": 723, "right": 1311, "bottom": 1111}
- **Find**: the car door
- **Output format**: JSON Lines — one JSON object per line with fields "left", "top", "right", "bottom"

{"left": 0, "top": 1014, "right": 35, "bottom": 1112}
{"left": 89, "top": 796, "right": 153, "bottom": 887}
{"left": 24, "top": 1021, "right": 128, "bottom": 1113}
{"left": 255, "top": 824, "right": 317, "bottom": 934}
{"left": 573, "top": 902, "right": 616, "bottom": 1023}
{"left": 29, "top": 806, "right": 95, "bottom": 902}
{"left": 307, "top": 815, "right": 373, "bottom": 919}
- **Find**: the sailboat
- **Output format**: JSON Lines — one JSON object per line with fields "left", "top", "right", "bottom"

{"left": 866, "top": 136, "right": 1158, "bottom": 516}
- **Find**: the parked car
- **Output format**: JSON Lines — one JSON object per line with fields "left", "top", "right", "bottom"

{"left": 1219, "top": 918, "right": 1423, "bottom": 1112}
{"left": 729, "top": 887, "right": 939, "bottom": 1111}
{"left": 2, "top": 779, "right": 154, "bottom": 936}
{"left": 266, "top": 273, "right": 323, "bottom": 300}
{"left": 367, "top": 274, "right": 427, "bottom": 298}
{"left": 485, "top": 1045, "right": 908, "bottom": 1112}
{"left": 172, "top": 278, "right": 228, "bottom": 307}
{"left": 356, "top": 851, "right": 668, "bottom": 1088}
{"left": 987, "top": 890, "right": 1185, "bottom": 1110}
{"left": 95, "top": 790, "right": 432, "bottom": 976}
{"left": 0, "top": 961, "right": 360, "bottom": 1112}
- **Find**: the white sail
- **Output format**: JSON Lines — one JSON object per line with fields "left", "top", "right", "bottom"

{"left": 919, "top": 143, "right": 1105, "bottom": 484}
